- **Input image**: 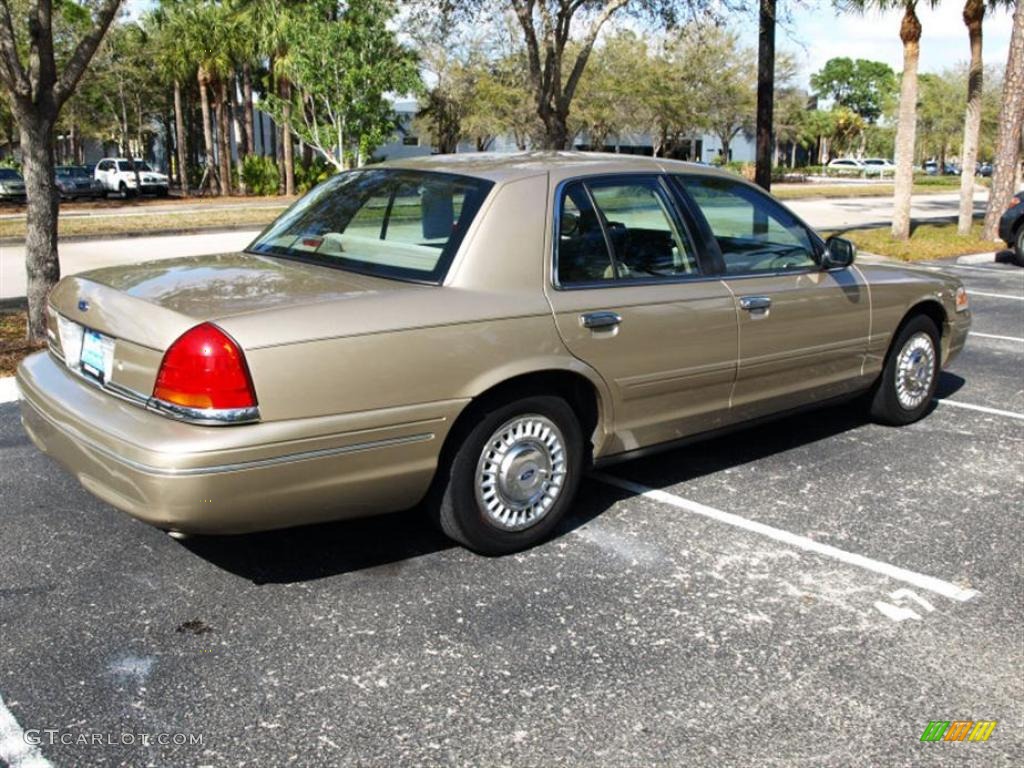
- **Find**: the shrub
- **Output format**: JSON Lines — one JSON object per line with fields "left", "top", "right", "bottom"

{"left": 239, "top": 155, "right": 280, "bottom": 196}
{"left": 294, "top": 157, "right": 336, "bottom": 194}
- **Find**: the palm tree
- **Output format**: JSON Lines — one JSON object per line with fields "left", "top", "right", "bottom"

{"left": 957, "top": 1, "right": 1012, "bottom": 234}
{"left": 177, "top": 2, "right": 237, "bottom": 196}
{"left": 982, "top": 0, "right": 1024, "bottom": 241}
{"left": 150, "top": 3, "right": 195, "bottom": 195}
{"left": 847, "top": 1, "right": 937, "bottom": 240}
{"left": 241, "top": 0, "right": 297, "bottom": 195}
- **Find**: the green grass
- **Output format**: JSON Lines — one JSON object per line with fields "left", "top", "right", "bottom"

{"left": 773, "top": 182, "right": 968, "bottom": 200}
{"left": 0, "top": 205, "right": 286, "bottom": 240}
{"left": 827, "top": 221, "right": 1004, "bottom": 261}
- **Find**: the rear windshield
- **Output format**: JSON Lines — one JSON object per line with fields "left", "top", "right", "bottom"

{"left": 247, "top": 169, "right": 493, "bottom": 283}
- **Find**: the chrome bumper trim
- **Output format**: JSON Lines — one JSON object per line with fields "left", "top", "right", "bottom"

{"left": 21, "top": 393, "right": 434, "bottom": 477}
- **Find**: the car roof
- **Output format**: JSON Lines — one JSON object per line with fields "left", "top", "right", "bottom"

{"left": 378, "top": 151, "right": 736, "bottom": 184}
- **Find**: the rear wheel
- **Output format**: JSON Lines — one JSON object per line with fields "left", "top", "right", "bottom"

{"left": 869, "top": 315, "right": 940, "bottom": 426}
{"left": 430, "top": 395, "right": 583, "bottom": 555}
{"left": 1014, "top": 225, "right": 1024, "bottom": 267}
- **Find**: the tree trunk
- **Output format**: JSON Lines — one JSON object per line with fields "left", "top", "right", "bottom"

{"left": 19, "top": 114, "right": 60, "bottom": 342}
{"left": 538, "top": 104, "right": 570, "bottom": 150}
{"left": 174, "top": 79, "right": 189, "bottom": 196}
{"left": 242, "top": 62, "right": 256, "bottom": 159}
{"left": 983, "top": 0, "right": 1024, "bottom": 241}
{"left": 197, "top": 67, "right": 218, "bottom": 194}
{"left": 231, "top": 74, "right": 246, "bottom": 159}
{"left": 891, "top": 7, "right": 922, "bottom": 241}
{"left": 755, "top": 0, "right": 776, "bottom": 190}
{"left": 280, "top": 76, "right": 295, "bottom": 195}
{"left": 216, "top": 78, "right": 232, "bottom": 196}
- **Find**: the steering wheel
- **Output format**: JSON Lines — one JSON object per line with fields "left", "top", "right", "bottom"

{"left": 766, "top": 247, "right": 810, "bottom": 270}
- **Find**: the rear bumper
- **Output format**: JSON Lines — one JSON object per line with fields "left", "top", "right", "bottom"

{"left": 17, "top": 351, "right": 463, "bottom": 534}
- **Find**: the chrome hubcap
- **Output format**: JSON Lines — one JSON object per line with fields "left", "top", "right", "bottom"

{"left": 475, "top": 414, "right": 567, "bottom": 532}
{"left": 895, "top": 332, "right": 936, "bottom": 410}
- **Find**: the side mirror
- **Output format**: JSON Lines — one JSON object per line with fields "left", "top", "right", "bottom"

{"left": 822, "top": 236, "right": 856, "bottom": 269}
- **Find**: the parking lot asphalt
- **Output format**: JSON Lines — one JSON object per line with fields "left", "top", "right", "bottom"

{"left": 0, "top": 260, "right": 1021, "bottom": 767}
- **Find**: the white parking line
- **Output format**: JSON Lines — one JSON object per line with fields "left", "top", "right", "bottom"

{"left": 970, "top": 331, "right": 1024, "bottom": 342}
{"left": 968, "top": 290, "right": 1024, "bottom": 301}
{"left": 592, "top": 473, "right": 980, "bottom": 603}
{"left": 936, "top": 399, "right": 1024, "bottom": 421}
{"left": 0, "top": 693, "right": 52, "bottom": 768}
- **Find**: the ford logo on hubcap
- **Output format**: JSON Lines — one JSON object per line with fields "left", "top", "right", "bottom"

{"left": 77, "top": 299, "right": 89, "bottom": 312}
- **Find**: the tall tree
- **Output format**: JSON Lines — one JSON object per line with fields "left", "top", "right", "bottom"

{"left": 150, "top": 1, "right": 195, "bottom": 195}
{"left": 847, "top": 1, "right": 938, "bottom": 240}
{"left": 268, "top": 0, "right": 420, "bottom": 168}
{"left": 413, "top": 1, "right": 739, "bottom": 150}
{"left": 696, "top": 26, "right": 756, "bottom": 163}
{"left": 810, "top": 56, "right": 897, "bottom": 124}
{"left": 0, "top": 0, "right": 123, "bottom": 341}
{"left": 754, "top": 0, "right": 776, "bottom": 189}
{"left": 956, "top": 1, "right": 1011, "bottom": 234}
{"left": 982, "top": 0, "right": 1023, "bottom": 241}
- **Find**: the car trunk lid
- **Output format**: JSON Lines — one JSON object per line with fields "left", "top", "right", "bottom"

{"left": 47, "top": 251, "right": 421, "bottom": 402}
{"left": 49, "top": 251, "right": 409, "bottom": 351}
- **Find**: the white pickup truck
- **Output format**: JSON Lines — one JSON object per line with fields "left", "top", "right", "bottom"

{"left": 94, "top": 158, "right": 170, "bottom": 197}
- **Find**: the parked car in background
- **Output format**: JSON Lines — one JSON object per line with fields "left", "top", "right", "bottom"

{"left": 56, "top": 165, "right": 105, "bottom": 200}
{"left": 826, "top": 158, "right": 864, "bottom": 176}
{"left": 0, "top": 167, "right": 26, "bottom": 202}
{"left": 94, "top": 158, "right": 169, "bottom": 198}
{"left": 976, "top": 162, "right": 993, "bottom": 178}
{"left": 923, "top": 160, "right": 960, "bottom": 176}
{"left": 997, "top": 191, "right": 1024, "bottom": 267}
{"left": 861, "top": 158, "right": 895, "bottom": 177}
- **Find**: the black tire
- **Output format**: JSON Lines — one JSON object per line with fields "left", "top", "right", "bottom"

{"left": 1013, "top": 225, "right": 1024, "bottom": 268}
{"left": 119, "top": 182, "right": 134, "bottom": 199}
{"left": 869, "top": 315, "right": 941, "bottom": 426}
{"left": 429, "top": 395, "right": 583, "bottom": 556}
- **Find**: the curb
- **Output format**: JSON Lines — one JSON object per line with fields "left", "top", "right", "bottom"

{"left": 956, "top": 252, "right": 998, "bottom": 265}
{"left": 0, "top": 224, "right": 264, "bottom": 247}
{"left": 0, "top": 376, "right": 18, "bottom": 404}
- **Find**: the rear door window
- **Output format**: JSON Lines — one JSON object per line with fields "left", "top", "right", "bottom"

{"left": 556, "top": 175, "right": 699, "bottom": 286}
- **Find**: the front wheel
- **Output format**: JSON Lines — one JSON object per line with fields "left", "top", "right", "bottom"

{"left": 869, "top": 315, "right": 940, "bottom": 426}
{"left": 430, "top": 395, "right": 583, "bottom": 555}
{"left": 1013, "top": 226, "right": 1024, "bottom": 267}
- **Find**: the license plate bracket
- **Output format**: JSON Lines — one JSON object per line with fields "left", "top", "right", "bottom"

{"left": 80, "top": 328, "right": 115, "bottom": 382}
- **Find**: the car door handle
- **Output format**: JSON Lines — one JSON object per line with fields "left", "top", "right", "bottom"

{"left": 580, "top": 311, "right": 622, "bottom": 329}
{"left": 739, "top": 296, "right": 772, "bottom": 311}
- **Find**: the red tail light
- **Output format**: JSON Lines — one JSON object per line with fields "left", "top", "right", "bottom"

{"left": 153, "top": 323, "right": 257, "bottom": 411}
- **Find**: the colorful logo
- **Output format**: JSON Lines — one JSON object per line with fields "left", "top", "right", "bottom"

{"left": 920, "top": 720, "right": 997, "bottom": 742}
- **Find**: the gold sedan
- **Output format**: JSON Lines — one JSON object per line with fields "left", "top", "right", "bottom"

{"left": 17, "top": 153, "right": 971, "bottom": 554}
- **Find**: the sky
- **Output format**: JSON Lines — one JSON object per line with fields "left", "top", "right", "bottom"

{"left": 754, "top": 2, "right": 1016, "bottom": 88}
